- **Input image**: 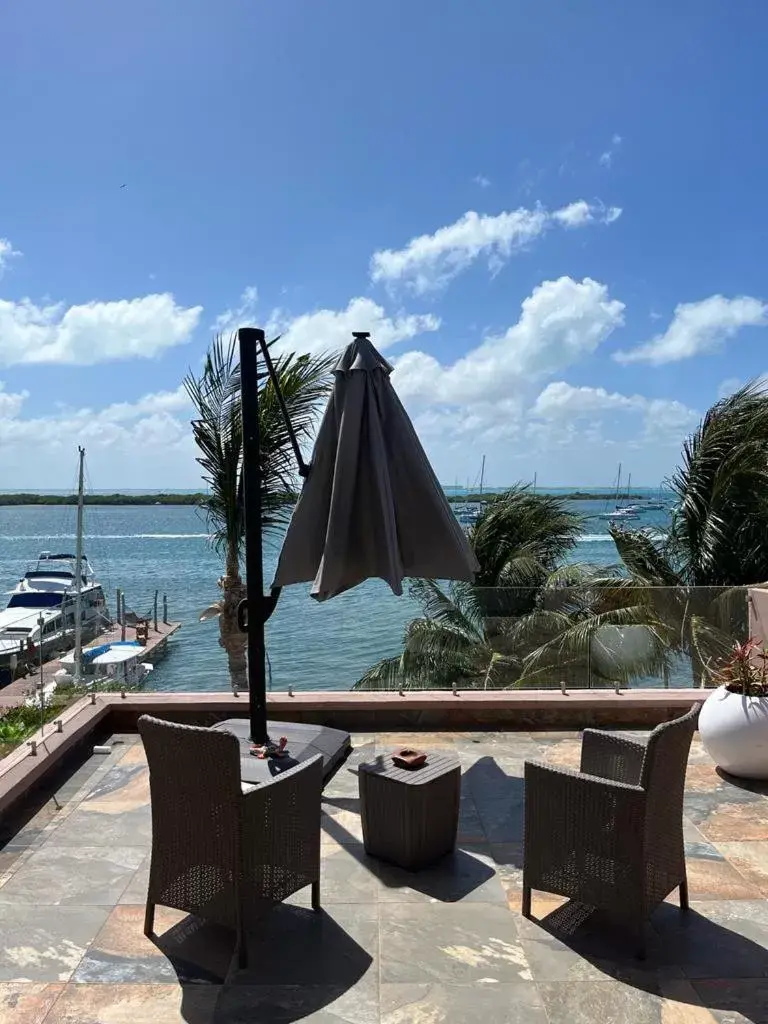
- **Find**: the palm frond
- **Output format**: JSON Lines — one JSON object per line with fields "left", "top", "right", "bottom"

{"left": 185, "top": 334, "right": 334, "bottom": 562}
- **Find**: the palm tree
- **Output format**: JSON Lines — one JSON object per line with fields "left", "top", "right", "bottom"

{"left": 185, "top": 334, "right": 333, "bottom": 691}
{"left": 355, "top": 487, "right": 642, "bottom": 691}
{"left": 610, "top": 381, "right": 768, "bottom": 682}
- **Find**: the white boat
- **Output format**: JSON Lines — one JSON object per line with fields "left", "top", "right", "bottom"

{"left": 596, "top": 464, "right": 640, "bottom": 520}
{"left": 0, "top": 553, "right": 107, "bottom": 670}
{"left": 56, "top": 639, "right": 152, "bottom": 689}
{"left": 599, "top": 507, "right": 640, "bottom": 521}
{"left": 0, "top": 448, "right": 109, "bottom": 681}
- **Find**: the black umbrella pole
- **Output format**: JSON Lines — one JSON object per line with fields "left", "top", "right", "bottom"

{"left": 238, "top": 327, "right": 269, "bottom": 745}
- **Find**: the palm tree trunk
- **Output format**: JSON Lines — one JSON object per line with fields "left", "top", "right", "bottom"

{"left": 218, "top": 550, "right": 247, "bottom": 692}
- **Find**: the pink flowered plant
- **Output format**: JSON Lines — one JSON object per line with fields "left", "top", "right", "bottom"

{"left": 715, "top": 637, "right": 768, "bottom": 697}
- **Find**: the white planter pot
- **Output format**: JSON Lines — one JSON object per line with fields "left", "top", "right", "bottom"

{"left": 699, "top": 684, "right": 768, "bottom": 779}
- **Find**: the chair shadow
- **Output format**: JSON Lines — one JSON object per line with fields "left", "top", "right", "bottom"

{"left": 154, "top": 905, "right": 373, "bottom": 1023}
{"left": 528, "top": 899, "right": 768, "bottom": 1024}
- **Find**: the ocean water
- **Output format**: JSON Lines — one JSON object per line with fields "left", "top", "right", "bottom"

{"left": 0, "top": 497, "right": 673, "bottom": 692}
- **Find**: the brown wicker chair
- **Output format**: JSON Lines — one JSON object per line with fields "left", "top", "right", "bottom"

{"left": 522, "top": 703, "right": 700, "bottom": 956}
{"left": 138, "top": 715, "right": 323, "bottom": 968}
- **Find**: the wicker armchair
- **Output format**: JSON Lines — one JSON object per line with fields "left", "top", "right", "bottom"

{"left": 522, "top": 704, "right": 700, "bottom": 956}
{"left": 138, "top": 715, "right": 323, "bottom": 968}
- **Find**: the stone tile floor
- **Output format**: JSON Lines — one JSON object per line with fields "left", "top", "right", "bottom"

{"left": 2, "top": 729, "right": 768, "bottom": 1022}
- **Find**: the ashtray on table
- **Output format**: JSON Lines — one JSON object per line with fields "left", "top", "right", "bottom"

{"left": 391, "top": 748, "right": 427, "bottom": 769}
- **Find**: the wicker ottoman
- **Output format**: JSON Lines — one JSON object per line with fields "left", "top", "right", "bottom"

{"left": 357, "top": 751, "right": 461, "bottom": 870}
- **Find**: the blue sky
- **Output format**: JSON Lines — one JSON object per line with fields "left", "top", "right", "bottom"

{"left": 1, "top": 0, "right": 767, "bottom": 488}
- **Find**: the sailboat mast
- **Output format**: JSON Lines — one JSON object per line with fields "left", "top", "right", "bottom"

{"left": 626, "top": 472, "right": 632, "bottom": 500}
{"left": 532, "top": 471, "right": 537, "bottom": 494}
{"left": 479, "top": 454, "right": 486, "bottom": 496}
{"left": 73, "top": 447, "right": 85, "bottom": 686}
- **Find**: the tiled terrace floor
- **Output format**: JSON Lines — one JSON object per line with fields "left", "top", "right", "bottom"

{"left": 2, "top": 729, "right": 768, "bottom": 1022}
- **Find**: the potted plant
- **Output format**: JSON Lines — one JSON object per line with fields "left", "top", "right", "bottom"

{"left": 698, "top": 638, "right": 768, "bottom": 779}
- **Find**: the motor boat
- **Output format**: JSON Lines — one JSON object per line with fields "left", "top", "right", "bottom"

{"left": 0, "top": 553, "right": 108, "bottom": 670}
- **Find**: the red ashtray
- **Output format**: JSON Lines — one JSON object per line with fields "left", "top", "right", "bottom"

{"left": 392, "top": 748, "right": 427, "bottom": 769}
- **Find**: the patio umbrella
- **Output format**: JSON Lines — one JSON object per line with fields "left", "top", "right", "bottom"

{"left": 238, "top": 328, "right": 477, "bottom": 753}
{"left": 273, "top": 331, "right": 479, "bottom": 599}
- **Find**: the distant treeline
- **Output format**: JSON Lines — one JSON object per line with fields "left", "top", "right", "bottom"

{"left": 0, "top": 489, "right": 654, "bottom": 508}
{"left": 447, "top": 491, "right": 651, "bottom": 504}
{"left": 0, "top": 493, "right": 207, "bottom": 507}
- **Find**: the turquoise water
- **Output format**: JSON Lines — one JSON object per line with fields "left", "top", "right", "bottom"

{"left": 0, "top": 497, "right": 673, "bottom": 692}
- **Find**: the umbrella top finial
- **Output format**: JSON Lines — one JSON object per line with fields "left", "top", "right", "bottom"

{"left": 352, "top": 331, "right": 371, "bottom": 340}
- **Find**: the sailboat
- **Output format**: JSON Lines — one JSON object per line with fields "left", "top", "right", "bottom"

{"left": 0, "top": 448, "right": 108, "bottom": 675}
{"left": 455, "top": 454, "right": 485, "bottom": 526}
{"left": 644, "top": 480, "right": 667, "bottom": 511}
{"left": 597, "top": 463, "right": 639, "bottom": 520}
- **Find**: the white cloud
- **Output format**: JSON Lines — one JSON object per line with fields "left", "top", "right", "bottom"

{"left": 267, "top": 297, "right": 440, "bottom": 357}
{"left": 552, "top": 201, "right": 594, "bottom": 227}
{"left": 0, "top": 293, "right": 202, "bottom": 367}
{"left": 473, "top": 174, "right": 491, "bottom": 188}
{"left": 0, "top": 382, "right": 198, "bottom": 488}
{"left": 0, "top": 238, "right": 21, "bottom": 277}
{"left": 393, "top": 277, "right": 625, "bottom": 405}
{"left": 369, "top": 200, "right": 622, "bottom": 293}
{"left": 532, "top": 381, "right": 644, "bottom": 418}
{"left": 614, "top": 294, "right": 768, "bottom": 365}
{"left": 212, "top": 285, "right": 258, "bottom": 334}
{"left": 526, "top": 381, "right": 699, "bottom": 457}
{"left": 552, "top": 201, "right": 622, "bottom": 228}
{"left": 90, "top": 385, "right": 192, "bottom": 424}
{"left": 599, "top": 133, "right": 623, "bottom": 168}
{"left": 0, "top": 382, "right": 28, "bottom": 418}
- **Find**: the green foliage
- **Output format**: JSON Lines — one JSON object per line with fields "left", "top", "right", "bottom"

{"left": 613, "top": 382, "right": 768, "bottom": 589}
{"left": 355, "top": 489, "right": 633, "bottom": 691}
{"left": 0, "top": 493, "right": 207, "bottom": 506}
{"left": 184, "top": 334, "right": 334, "bottom": 561}
{"left": 184, "top": 333, "right": 333, "bottom": 691}
{"left": 0, "top": 699, "right": 71, "bottom": 754}
{"left": 607, "top": 382, "right": 768, "bottom": 682}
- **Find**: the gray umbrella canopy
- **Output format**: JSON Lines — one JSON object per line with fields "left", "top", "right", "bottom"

{"left": 273, "top": 332, "right": 479, "bottom": 601}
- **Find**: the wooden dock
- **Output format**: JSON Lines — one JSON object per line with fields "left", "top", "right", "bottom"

{"left": 0, "top": 620, "right": 181, "bottom": 712}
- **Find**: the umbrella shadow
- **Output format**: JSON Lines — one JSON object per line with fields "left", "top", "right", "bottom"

{"left": 321, "top": 760, "right": 503, "bottom": 902}
{"left": 153, "top": 906, "right": 373, "bottom": 1023}
{"left": 525, "top": 895, "right": 768, "bottom": 1022}
{"left": 462, "top": 755, "right": 526, "bottom": 845}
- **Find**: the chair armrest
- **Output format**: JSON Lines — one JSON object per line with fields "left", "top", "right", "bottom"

{"left": 580, "top": 729, "right": 646, "bottom": 785}
{"left": 524, "top": 760, "right": 645, "bottom": 857}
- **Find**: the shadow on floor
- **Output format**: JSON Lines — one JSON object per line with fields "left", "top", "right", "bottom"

{"left": 463, "top": 755, "right": 526, "bottom": 844}
{"left": 530, "top": 899, "right": 768, "bottom": 1024}
{"left": 716, "top": 767, "right": 768, "bottom": 796}
{"left": 159, "top": 905, "right": 373, "bottom": 1024}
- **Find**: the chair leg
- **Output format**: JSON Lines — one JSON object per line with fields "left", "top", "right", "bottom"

{"left": 311, "top": 879, "right": 321, "bottom": 912}
{"left": 679, "top": 874, "right": 689, "bottom": 912}
{"left": 143, "top": 901, "right": 155, "bottom": 937}
{"left": 521, "top": 885, "right": 532, "bottom": 918}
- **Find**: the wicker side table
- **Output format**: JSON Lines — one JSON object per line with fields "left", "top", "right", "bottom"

{"left": 357, "top": 751, "right": 461, "bottom": 871}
